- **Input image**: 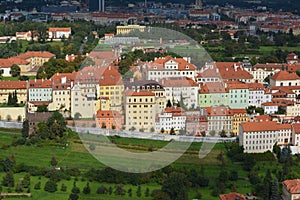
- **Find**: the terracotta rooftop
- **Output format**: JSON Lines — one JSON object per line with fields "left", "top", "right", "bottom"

{"left": 160, "top": 77, "right": 198, "bottom": 87}
{"left": 147, "top": 56, "right": 196, "bottom": 71}
{"left": 0, "top": 80, "right": 27, "bottom": 89}
{"left": 215, "top": 62, "right": 253, "bottom": 80}
{"left": 293, "top": 124, "right": 300, "bottom": 134}
{"left": 219, "top": 192, "right": 246, "bottom": 200}
{"left": 0, "top": 57, "right": 30, "bottom": 68}
{"left": 29, "top": 79, "right": 52, "bottom": 88}
{"left": 241, "top": 121, "right": 291, "bottom": 132}
{"left": 271, "top": 70, "right": 299, "bottom": 81}
{"left": 199, "top": 82, "right": 227, "bottom": 94}
{"left": 282, "top": 179, "right": 300, "bottom": 194}
{"left": 16, "top": 51, "right": 55, "bottom": 59}
{"left": 125, "top": 90, "right": 155, "bottom": 97}
{"left": 49, "top": 27, "right": 71, "bottom": 32}
{"left": 96, "top": 110, "right": 121, "bottom": 118}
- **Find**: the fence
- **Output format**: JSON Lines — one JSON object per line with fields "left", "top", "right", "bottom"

{"left": 68, "top": 126, "right": 237, "bottom": 143}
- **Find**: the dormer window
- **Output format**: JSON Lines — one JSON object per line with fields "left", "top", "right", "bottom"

{"left": 186, "top": 65, "right": 189, "bottom": 69}
{"left": 154, "top": 66, "right": 157, "bottom": 69}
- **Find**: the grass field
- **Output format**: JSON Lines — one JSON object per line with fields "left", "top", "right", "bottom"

{"left": 0, "top": 129, "right": 277, "bottom": 199}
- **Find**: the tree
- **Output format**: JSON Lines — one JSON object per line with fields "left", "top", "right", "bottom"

{"left": 115, "top": 184, "right": 125, "bottom": 196}
{"left": 229, "top": 170, "right": 238, "bottom": 181}
{"left": 21, "top": 120, "right": 29, "bottom": 138}
{"left": 220, "top": 130, "right": 227, "bottom": 137}
{"left": 71, "top": 182, "right": 80, "bottom": 194}
{"left": 61, "top": 183, "right": 67, "bottom": 192}
{"left": 10, "top": 64, "right": 20, "bottom": 77}
{"left": 22, "top": 174, "right": 30, "bottom": 188}
{"left": 166, "top": 100, "right": 172, "bottom": 107}
{"left": 270, "top": 178, "right": 279, "bottom": 200}
{"left": 51, "top": 156, "right": 58, "bottom": 167}
{"left": 136, "top": 185, "right": 141, "bottom": 197}
{"left": 145, "top": 187, "right": 150, "bottom": 197}
{"left": 128, "top": 188, "right": 132, "bottom": 197}
{"left": 217, "top": 151, "right": 226, "bottom": 166}
{"left": 160, "top": 128, "right": 165, "bottom": 134}
{"left": 37, "top": 104, "right": 48, "bottom": 112}
{"left": 44, "top": 180, "right": 57, "bottom": 193}
{"left": 169, "top": 127, "right": 175, "bottom": 135}
{"left": 74, "top": 112, "right": 81, "bottom": 120}
{"left": 162, "top": 172, "right": 188, "bottom": 200}
{"left": 97, "top": 185, "right": 107, "bottom": 194}
{"left": 218, "top": 170, "right": 228, "bottom": 183}
{"left": 69, "top": 193, "right": 79, "bottom": 200}
{"left": 34, "top": 181, "right": 41, "bottom": 190}
{"left": 2, "top": 171, "right": 14, "bottom": 187}
{"left": 83, "top": 182, "right": 91, "bottom": 194}
{"left": 47, "top": 111, "right": 67, "bottom": 139}
{"left": 152, "top": 190, "right": 171, "bottom": 200}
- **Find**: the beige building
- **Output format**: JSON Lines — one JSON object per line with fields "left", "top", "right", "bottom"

{"left": 0, "top": 80, "right": 28, "bottom": 104}
{"left": 116, "top": 25, "right": 145, "bottom": 35}
{"left": 125, "top": 90, "right": 156, "bottom": 132}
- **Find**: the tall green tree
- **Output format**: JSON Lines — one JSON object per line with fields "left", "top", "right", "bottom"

{"left": 162, "top": 172, "right": 188, "bottom": 200}
{"left": 21, "top": 120, "right": 29, "bottom": 138}
{"left": 10, "top": 64, "right": 20, "bottom": 77}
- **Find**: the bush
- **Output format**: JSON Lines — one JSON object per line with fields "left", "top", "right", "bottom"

{"left": 96, "top": 185, "right": 107, "bottom": 194}
{"left": 44, "top": 180, "right": 57, "bottom": 193}
{"left": 61, "top": 183, "right": 67, "bottom": 192}
{"left": 34, "top": 181, "right": 41, "bottom": 190}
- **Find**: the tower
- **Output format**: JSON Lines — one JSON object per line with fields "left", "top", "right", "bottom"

{"left": 195, "top": 0, "right": 202, "bottom": 9}
{"left": 89, "top": 0, "right": 105, "bottom": 12}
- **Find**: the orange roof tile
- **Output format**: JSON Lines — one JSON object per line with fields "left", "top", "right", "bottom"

{"left": 283, "top": 179, "right": 300, "bottom": 194}
{"left": 125, "top": 90, "right": 155, "bottom": 97}
{"left": 219, "top": 192, "right": 246, "bottom": 200}
{"left": 293, "top": 124, "right": 300, "bottom": 134}
{"left": 29, "top": 79, "right": 52, "bottom": 88}
{"left": 16, "top": 51, "right": 55, "bottom": 59}
{"left": 0, "top": 80, "right": 27, "bottom": 89}
{"left": 241, "top": 121, "right": 291, "bottom": 132}
{"left": 255, "top": 115, "right": 271, "bottom": 122}
{"left": 49, "top": 27, "right": 71, "bottom": 32}
{"left": 215, "top": 62, "right": 253, "bottom": 80}
{"left": 98, "top": 67, "right": 123, "bottom": 86}
{"left": 160, "top": 77, "right": 198, "bottom": 87}
{"left": 271, "top": 70, "right": 299, "bottom": 81}
{"left": 148, "top": 56, "right": 196, "bottom": 71}
{"left": 199, "top": 82, "right": 227, "bottom": 94}
{"left": 96, "top": 110, "right": 121, "bottom": 118}
{"left": 0, "top": 57, "right": 30, "bottom": 68}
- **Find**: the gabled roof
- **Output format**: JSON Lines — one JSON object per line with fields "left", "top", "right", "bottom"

{"left": 219, "top": 192, "right": 246, "bottom": 200}
{"left": 282, "top": 179, "right": 300, "bottom": 194}
{"left": 215, "top": 62, "right": 253, "bottom": 80}
{"left": 98, "top": 67, "right": 123, "bottom": 86}
{"left": 16, "top": 51, "right": 55, "bottom": 59}
{"left": 148, "top": 56, "right": 196, "bottom": 71}
{"left": 125, "top": 90, "right": 155, "bottom": 97}
{"left": 29, "top": 79, "right": 52, "bottom": 88}
{"left": 96, "top": 110, "right": 121, "bottom": 119}
{"left": 241, "top": 121, "right": 291, "bottom": 132}
{"left": 0, "top": 80, "right": 27, "bottom": 89}
{"left": 199, "top": 82, "right": 227, "bottom": 94}
{"left": 160, "top": 77, "right": 198, "bottom": 87}
{"left": 270, "top": 70, "right": 299, "bottom": 81}
{"left": 0, "top": 57, "right": 30, "bottom": 68}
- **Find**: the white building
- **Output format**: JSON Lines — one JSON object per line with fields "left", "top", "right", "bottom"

{"left": 239, "top": 121, "right": 292, "bottom": 153}
{"left": 48, "top": 27, "right": 71, "bottom": 39}
{"left": 270, "top": 70, "right": 300, "bottom": 87}
{"left": 262, "top": 102, "right": 278, "bottom": 114}
{"left": 155, "top": 107, "right": 186, "bottom": 134}
{"left": 248, "top": 83, "right": 272, "bottom": 107}
{"left": 145, "top": 56, "right": 196, "bottom": 82}
{"left": 28, "top": 79, "right": 52, "bottom": 102}
{"left": 246, "top": 63, "right": 282, "bottom": 84}
{"left": 161, "top": 77, "right": 199, "bottom": 109}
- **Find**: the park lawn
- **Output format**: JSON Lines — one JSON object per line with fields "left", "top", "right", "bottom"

{"left": 259, "top": 46, "right": 300, "bottom": 55}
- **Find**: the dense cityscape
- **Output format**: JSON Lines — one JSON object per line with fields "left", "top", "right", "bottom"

{"left": 0, "top": 0, "right": 300, "bottom": 199}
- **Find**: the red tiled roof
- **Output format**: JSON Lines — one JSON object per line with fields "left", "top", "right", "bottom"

{"left": 98, "top": 67, "right": 123, "bottom": 86}
{"left": 293, "top": 124, "right": 300, "bottom": 134}
{"left": 17, "top": 51, "right": 55, "bottom": 59}
{"left": 271, "top": 70, "right": 299, "bottom": 81}
{"left": 252, "top": 63, "right": 282, "bottom": 71}
{"left": 165, "top": 107, "right": 185, "bottom": 116}
{"left": 199, "top": 82, "right": 227, "bottom": 94}
{"left": 96, "top": 110, "right": 121, "bottom": 118}
{"left": 0, "top": 57, "right": 30, "bottom": 68}
{"left": 49, "top": 27, "right": 71, "bottom": 32}
{"left": 0, "top": 80, "right": 27, "bottom": 89}
{"left": 282, "top": 179, "right": 300, "bottom": 194}
{"left": 148, "top": 56, "right": 196, "bottom": 71}
{"left": 160, "top": 77, "right": 198, "bottom": 87}
{"left": 215, "top": 62, "right": 253, "bottom": 80}
{"left": 255, "top": 115, "right": 271, "bottom": 122}
{"left": 219, "top": 192, "right": 246, "bottom": 200}
{"left": 125, "top": 90, "right": 155, "bottom": 97}
{"left": 29, "top": 79, "right": 52, "bottom": 88}
{"left": 226, "top": 83, "right": 249, "bottom": 89}
{"left": 241, "top": 121, "right": 291, "bottom": 132}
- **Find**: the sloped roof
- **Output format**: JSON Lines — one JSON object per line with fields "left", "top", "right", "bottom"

{"left": 282, "top": 179, "right": 300, "bottom": 194}
{"left": 271, "top": 70, "right": 299, "bottom": 81}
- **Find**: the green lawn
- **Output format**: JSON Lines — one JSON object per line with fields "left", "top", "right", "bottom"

{"left": 0, "top": 130, "right": 281, "bottom": 199}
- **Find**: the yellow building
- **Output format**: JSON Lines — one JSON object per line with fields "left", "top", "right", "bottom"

{"left": 116, "top": 25, "right": 145, "bottom": 35}
{"left": 0, "top": 80, "right": 28, "bottom": 104}
{"left": 98, "top": 66, "right": 124, "bottom": 112}
{"left": 125, "top": 90, "right": 156, "bottom": 132}
{"left": 99, "top": 97, "right": 111, "bottom": 110}
{"left": 51, "top": 73, "right": 75, "bottom": 111}
{"left": 232, "top": 109, "right": 249, "bottom": 136}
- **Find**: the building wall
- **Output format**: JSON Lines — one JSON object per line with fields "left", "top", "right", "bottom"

{"left": 155, "top": 113, "right": 186, "bottom": 133}
{"left": 232, "top": 113, "right": 248, "bottom": 136}
{"left": 165, "top": 86, "right": 198, "bottom": 109}
{"left": 28, "top": 88, "right": 52, "bottom": 102}
{"left": 0, "top": 107, "right": 25, "bottom": 121}
{"left": 147, "top": 70, "right": 195, "bottom": 82}
{"left": 98, "top": 85, "right": 124, "bottom": 111}
{"left": 0, "top": 88, "right": 27, "bottom": 104}
{"left": 228, "top": 88, "right": 249, "bottom": 109}
{"left": 52, "top": 89, "right": 71, "bottom": 111}
{"left": 125, "top": 95, "right": 156, "bottom": 132}
{"left": 198, "top": 92, "right": 229, "bottom": 107}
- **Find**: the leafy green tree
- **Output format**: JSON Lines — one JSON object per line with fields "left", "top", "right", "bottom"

{"left": 2, "top": 171, "right": 14, "bottom": 187}
{"left": 22, "top": 174, "right": 30, "bottom": 188}
{"left": 97, "top": 185, "right": 107, "bottom": 194}
{"left": 61, "top": 183, "right": 67, "bottom": 192}
{"left": 270, "top": 178, "right": 279, "bottom": 200}
{"left": 136, "top": 185, "right": 141, "bottom": 197}
{"left": 51, "top": 156, "right": 58, "bottom": 167}
{"left": 229, "top": 170, "right": 238, "bottom": 181}
{"left": 71, "top": 182, "right": 80, "bottom": 194}
{"left": 218, "top": 170, "right": 228, "bottom": 183}
{"left": 83, "top": 182, "right": 91, "bottom": 194}
{"left": 36, "top": 121, "right": 50, "bottom": 139}
{"left": 34, "top": 181, "right": 41, "bottom": 190}
{"left": 166, "top": 100, "right": 172, "bottom": 107}
{"left": 47, "top": 111, "right": 67, "bottom": 139}
{"left": 44, "top": 180, "right": 57, "bottom": 193}
{"left": 115, "top": 184, "right": 125, "bottom": 196}
{"left": 145, "top": 187, "right": 150, "bottom": 197}
{"left": 37, "top": 104, "right": 48, "bottom": 112}
{"left": 162, "top": 172, "right": 188, "bottom": 200}
{"left": 10, "top": 64, "right": 20, "bottom": 77}
{"left": 21, "top": 120, "right": 29, "bottom": 138}
{"left": 69, "top": 193, "right": 79, "bottom": 200}
{"left": 128, "top": 188, "right": 132, "bottom": 197}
